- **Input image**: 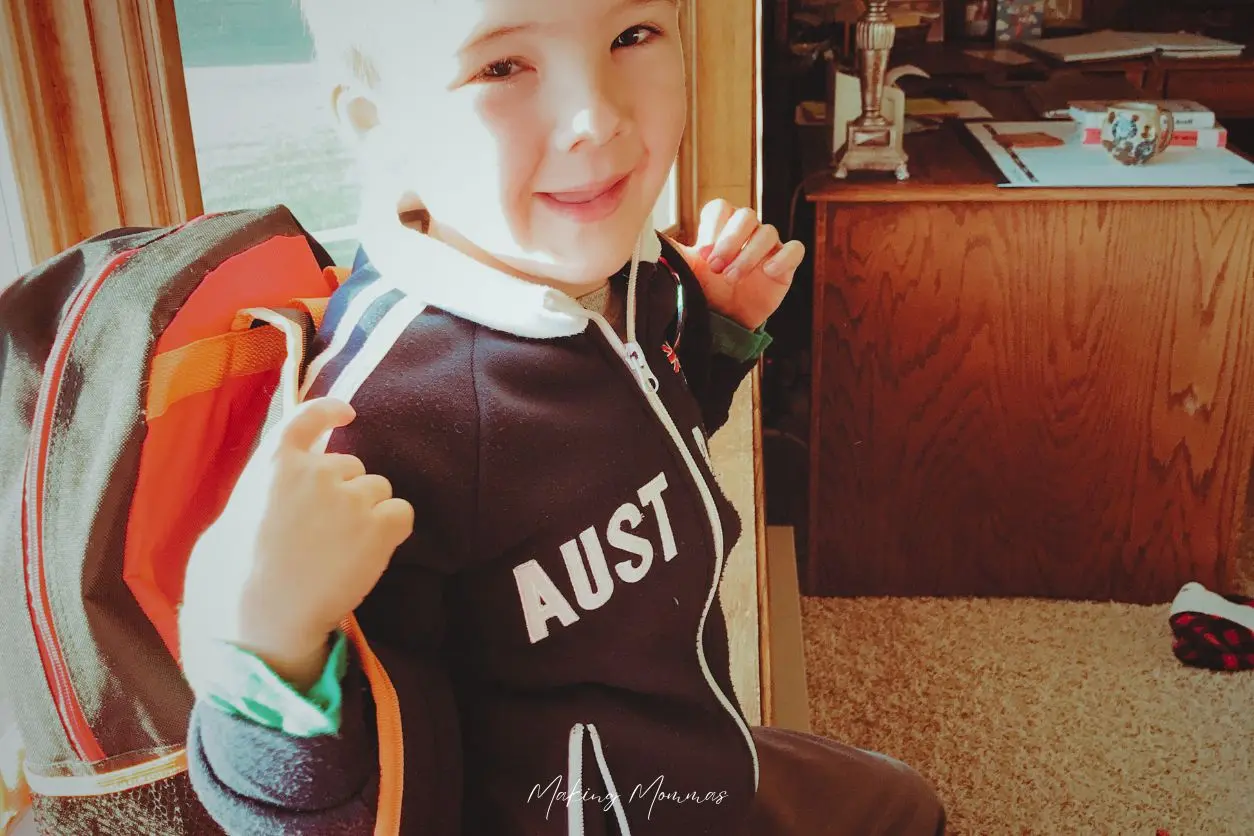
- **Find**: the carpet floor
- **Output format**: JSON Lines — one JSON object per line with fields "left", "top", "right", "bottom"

{"left": 802, "top": 596, "right": 1254, "bottom": 835}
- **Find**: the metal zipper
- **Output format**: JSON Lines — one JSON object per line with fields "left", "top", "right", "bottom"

{"left": 23, "top": 220, "right": 196, "bottom": 763}
{"left": 583, "top": 263, "right": 761, "bottom": 788}
{"left": 23, "top": 248, "right": 139, "bottom": 763}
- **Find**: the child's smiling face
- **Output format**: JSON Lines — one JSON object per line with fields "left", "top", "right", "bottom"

{"left": 358, "top": 0, "right": 687, "bottom": 288}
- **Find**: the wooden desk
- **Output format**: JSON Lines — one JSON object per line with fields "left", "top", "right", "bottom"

{"left": 805, "top": 126, "right": 1254, "bottom": 604}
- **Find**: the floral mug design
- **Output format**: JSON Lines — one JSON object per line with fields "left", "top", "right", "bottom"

{"left": 1100, "top": 102, "right": 1175, "bottom": 166}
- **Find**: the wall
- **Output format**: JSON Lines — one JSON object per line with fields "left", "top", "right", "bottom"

{"left": 693, "top": 0, "right": 765, "bottom": 727}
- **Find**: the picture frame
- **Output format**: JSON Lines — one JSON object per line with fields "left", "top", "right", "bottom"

{"left": 995, "top": 0, "right": 1045, "bottom": 43}
{"left": 1044, "top": 0, "right": 1084, "bottom": 26}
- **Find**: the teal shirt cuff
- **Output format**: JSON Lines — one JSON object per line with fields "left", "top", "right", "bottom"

{"left": 709, "top": 311, "right": 773, "bottom": 363}
{"left": 188, "top": 630, "right": 349, "bottom": 738}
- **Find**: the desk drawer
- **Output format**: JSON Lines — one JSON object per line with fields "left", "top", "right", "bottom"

{"left": 1164, "top": 69, "right": 1254, "bottom": 118}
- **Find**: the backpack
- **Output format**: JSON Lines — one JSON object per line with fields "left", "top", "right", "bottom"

{"left": 0, "top": 206, "right": 402, "bottom": 835}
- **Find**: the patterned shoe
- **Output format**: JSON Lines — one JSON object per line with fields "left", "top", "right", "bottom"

{"left": 1168, "top": 582, "right": 1254, "bottom": 672}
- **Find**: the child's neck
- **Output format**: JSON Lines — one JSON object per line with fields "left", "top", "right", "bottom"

{"left": 425, "top": 218, "right": 612, "bottom": 300}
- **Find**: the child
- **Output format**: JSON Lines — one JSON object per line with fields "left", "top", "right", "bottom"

{"left": 177, "top": 0, "right": 946, "bottom": 833}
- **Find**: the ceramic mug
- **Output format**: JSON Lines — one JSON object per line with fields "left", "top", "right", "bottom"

{"left": 1100, "top": 102, "right": 1175, "bottom": 166}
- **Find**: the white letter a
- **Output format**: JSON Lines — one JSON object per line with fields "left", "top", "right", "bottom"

{"left": 514, "top": 560, "right": 580, "bottom": 643}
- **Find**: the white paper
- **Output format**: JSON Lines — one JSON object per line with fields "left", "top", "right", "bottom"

{"left": 951, "top": 100, "right": 995, "bottom": 120}
{"left": 966, "top": 121, "right": 1254, "bottom": 188}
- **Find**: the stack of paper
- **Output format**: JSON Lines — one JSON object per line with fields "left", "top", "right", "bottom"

{"left": 1022, "top": 30, "right": 1245, "bottom": 63}
{"left": 965, "top": 121, "right": 1254, "bottom": 188}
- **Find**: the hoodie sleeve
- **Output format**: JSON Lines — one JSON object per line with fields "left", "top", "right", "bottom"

{"left": 185, "top": 300, "right": 475, "bottom": 836}
{"left": 659, "top": 237, "right": 771, "bottom": 435}
{"left": 184, "top": 629, "right": 351, "bottom": 740}
{"left": 187, "top": 612, "right": 462, "bottom": 836}
{"left": 184, "top": 538, "right": 465, "bottom": 836}
{"left": 186, "top": 651, "right": 380, "bottom": 834}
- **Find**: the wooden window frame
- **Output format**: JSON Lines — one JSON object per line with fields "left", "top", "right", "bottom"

{"left": 0, "top": 1, "right": 202, "bottom": 265}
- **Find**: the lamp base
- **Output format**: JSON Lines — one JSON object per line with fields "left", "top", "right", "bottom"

{"left": 834, "top": 123, "right": 909, "bottom": 181}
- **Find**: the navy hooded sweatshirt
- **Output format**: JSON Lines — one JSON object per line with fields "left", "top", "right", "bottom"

{"left": 186, "top": 223, "right": 764, "bottom": 836}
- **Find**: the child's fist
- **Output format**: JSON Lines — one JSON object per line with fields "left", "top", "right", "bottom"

{"left": 180, "top": 397, "right": 414, "bottom": 689}
{"left": 672, "top": 200, "right": 805, "bottom": 331}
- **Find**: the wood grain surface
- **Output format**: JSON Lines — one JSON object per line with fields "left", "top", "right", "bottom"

{"left": 0, "top": 1, "right": 201, "bottom": 263}
{"left": 808, "top": 198, "right": 1254, "bottom": 603}
{"left": 806, "top": 127, "right": 1254, "bottom": 206}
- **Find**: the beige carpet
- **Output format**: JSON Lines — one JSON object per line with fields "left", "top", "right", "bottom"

{"left": 802, "top": 596, "right": 1254, "bottom": 835}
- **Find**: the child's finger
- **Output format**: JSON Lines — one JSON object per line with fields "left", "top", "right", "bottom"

{"left": 763, "top": 240, "right": 806, "bottom": 280}
{"left": 372, "top": 497, "right": 416, "bottom": 548}
{"left": 279, "top": 398, "right": 356, "bottom": 453}
{"left": 347, "top": 473, "right": 394, "bottom": 506}
{"left": 695, "top": 200, "right": 734, "bottom": 255}
{"left": 321, "top": 453, "right": 367, "bottom": 481}
{"left": 724, "top": 224, "right": 781, "bottom": 280}
{"left": 707, "top": 208, "right": 759, "bottom": 273}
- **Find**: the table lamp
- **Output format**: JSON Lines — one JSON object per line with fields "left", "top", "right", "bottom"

{"left": 834, "top": 0, "right": 910, "bottom": 180}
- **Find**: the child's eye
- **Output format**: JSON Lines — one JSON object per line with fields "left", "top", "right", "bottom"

{"left": 476, "top": 59, "right": 525, "bottom": 81}
{"left": 612, "top": 25, "right": 662, "bottom": 50}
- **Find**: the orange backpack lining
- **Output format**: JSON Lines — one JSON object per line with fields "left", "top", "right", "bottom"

{"left": 115, "top": 248, "right": 407, "bottom": 833}
{"left": 111, "top": 247, "right": 403, "bottom": 831}
{"left": 127, "top": 245, "right": 341, "bottom": 662}
{"left": 155, "top": 236, "right": 336, "bottom": 351}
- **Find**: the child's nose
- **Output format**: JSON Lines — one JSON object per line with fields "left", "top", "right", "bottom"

{"left": 551, "top": 67, "right": 628, "bottom": 151}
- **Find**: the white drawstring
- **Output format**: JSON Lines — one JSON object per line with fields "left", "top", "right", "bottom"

{"left": 625, "top": 229, "right": 644, "bottom": 347}
{"left": 566, "top": 722, "right": 633, "bottom": 835}
{"left": 568, "top": 723, "right": 586, "bottom": 836}
{"left": 587, "top": 724, "right": 632, "bottom": 835}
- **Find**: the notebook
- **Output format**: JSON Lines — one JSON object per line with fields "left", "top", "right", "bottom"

{"left": 1022, "top": 30, "right": 1245, "bottom": 63}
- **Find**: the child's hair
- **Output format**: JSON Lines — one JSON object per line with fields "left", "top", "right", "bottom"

{"left": 298, "top": 0, "right": 432, "bottom": 89}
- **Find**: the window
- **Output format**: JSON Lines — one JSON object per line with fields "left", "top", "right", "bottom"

{"left": 175, "top": 0, "right": 362, "bottom": 265}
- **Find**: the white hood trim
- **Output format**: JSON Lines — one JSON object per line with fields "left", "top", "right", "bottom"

{"left": 355, "top": 212, "right": 662, "bottom": 340}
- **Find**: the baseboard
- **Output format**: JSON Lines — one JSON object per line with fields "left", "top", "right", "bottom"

{"left": 764, "top": 525, "right": 812, "bottom": 733}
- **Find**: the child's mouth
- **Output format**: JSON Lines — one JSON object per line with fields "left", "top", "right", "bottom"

{"left": 538, "top": 173, "right": 631, "bottom": 223}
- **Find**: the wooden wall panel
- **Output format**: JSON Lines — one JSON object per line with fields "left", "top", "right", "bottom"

{"left": 809, "top": 198, "right": 1254, "bottom": 603}
{"left": 692, "top": 0, "right": 759, "bottom": 212}
{"left": 0, "top": 0, "right": 201, "bottom": 265}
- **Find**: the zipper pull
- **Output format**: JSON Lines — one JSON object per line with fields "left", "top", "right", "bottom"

{"left": 624, "top": 341, "right": 660, "bottom": 393}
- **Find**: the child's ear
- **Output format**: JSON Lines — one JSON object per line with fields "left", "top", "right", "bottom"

{"left": 330, "top": 84, "right": 379, "bottom": 141}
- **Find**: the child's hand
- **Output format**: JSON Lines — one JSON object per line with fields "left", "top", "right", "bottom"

{"left": 672, "top": 200, "right": 805, "bottom": 331}
{"left": 181, "top": 398, "right": 414, "bottom": 689}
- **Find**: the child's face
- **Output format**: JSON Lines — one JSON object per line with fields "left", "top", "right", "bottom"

{"left": 364, "top": 0, "right": 686, "bottom": 285}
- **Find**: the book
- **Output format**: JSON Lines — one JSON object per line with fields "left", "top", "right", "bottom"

{"left": 994, "top": 0, "right": 1044, "bottom": 43}
{"left": 1069, "top": 100, "right": 1216, "bottom": 130}
{"left": 1022, "top": 30, "right": 1245, "bottom": 63}
{"left": 1080, "top": 126, "right": 1228, "bottom": 149}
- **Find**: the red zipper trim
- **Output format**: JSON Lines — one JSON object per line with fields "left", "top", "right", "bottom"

{"left": 23, "top": 219, "right": 199, "bottom": 762}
